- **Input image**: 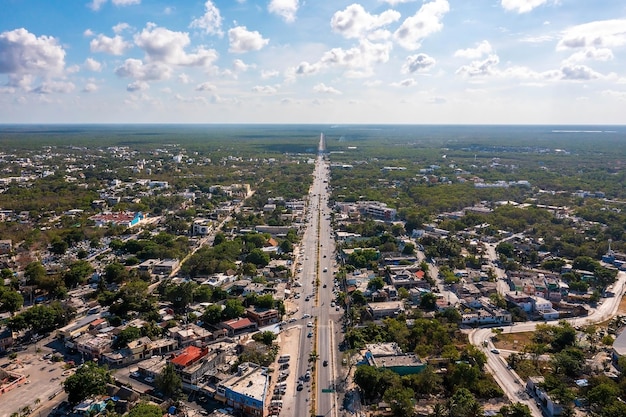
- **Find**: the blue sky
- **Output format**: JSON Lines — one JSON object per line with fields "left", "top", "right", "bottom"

{"left": 1, "top": 0, "right": 626, "bottom": 124}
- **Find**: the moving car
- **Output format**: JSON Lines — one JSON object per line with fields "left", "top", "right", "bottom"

{"left": 323, "top": 360, "right": 328, "bottom": 367}
{"left": 491, "top": 349, "right": 500, "bottom": 354}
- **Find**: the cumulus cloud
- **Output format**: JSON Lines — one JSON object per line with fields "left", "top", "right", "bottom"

{"left": 391, "top": 78, "right": 417, "bottom": 87}
{"left": 178, "top": 73, "right": 191, "bottom": 84}
{"left": 113, "top": 22, "right": 131, "bottom": 34}
{"left": 0, "top": 28, "right": 66, "bottom": 88}
{"left": 501, "top": 0, "right": 554, "bottom": 14}
{"left": 83, "top": 82, "right": 98, "bottom": 92}
{"left": 126, "top": 80, "right": 150, "bottom": 92}
{"left": 331, "top": 4, "right": 400, "bottom": 41}
{"left": 557, "top": 19, "right": 626, "bottom": 51}
{"left": 83, "top": 29, "right": 94, "bottom": 37}
{"left": 88, "top": 0, "right": 139, "bottom": 11}
{"left": 252, "top": 85, "right": 278, "bottom": 94}
{"left": 288, "top": 39, "right": 392, "bottom": 80}
{"left": 382, "top": 0, "right": 414, "bottom": 4}
{"left": 195, "top": 82, "right": 216, "bottom": 91}
{"left": 84, "top": 57, "right": 102, "bottom": 71}
{"left": 268, "top": 0, "right": 300, "bottom": 23}
{"left": 134, "top": 24, "right": 219, "bottom": 67}
{"left": 31, "top": 80, "right": 75, "bottom": 94}
{"left": 394, "top": 0, "right": 449, "bottom": 50}
{"left": 454, "top": 40, "right": 493, "bottom": 59}
{"left": 559, "top": 63, "right": 601, "bottom": 80}
{"left": 228, "top": 26, "right": 269, "bottom": 53}
{"left": 261, "top": 69, "right": 280, "bottom": 79}
{"left": 564, "top": 47, "right": 613, "bottom": 64}
{"left": 402, "top": 53, "right": 436, "bottom": 73}
{"left": 88, "top": 0, "right": 107, "bottom": 11}
{"left": 90, "top": 34, "right": 131, "bottom": 55}
{"left": 189, "top": 1, "right": 223, "bottom": 37}
{"left": 112, "top": 0, "right": 140, "bottom": 5}
{"left": 456, "top": 54, "right": 500, "bottom": 77}
{"left": 313, "top": 83, "right": 342, "bottom": 94}
{"left": 115, "top": 58, "right": 172, "bottom": 81}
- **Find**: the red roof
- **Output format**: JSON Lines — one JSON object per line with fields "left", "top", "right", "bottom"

{"left": 170, "top": 346, "right": 204, "bottom": 367}
{"left": 414, "top": 270, "right": 425, "bottom": 279}
{"left": 223, "top": 317, "right": 255, "bottom": 330}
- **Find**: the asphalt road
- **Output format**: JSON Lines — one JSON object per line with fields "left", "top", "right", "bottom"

{"left": 469, "top": 238, "right": 626, "bottom": 417}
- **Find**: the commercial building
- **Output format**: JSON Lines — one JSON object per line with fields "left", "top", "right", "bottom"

{"left": 215, "top": 362, "right": 269, "bottom": 416}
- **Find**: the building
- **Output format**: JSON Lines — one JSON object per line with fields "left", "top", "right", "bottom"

{"left": 152, "top": 259, "right": 180, "bottom": 275}
{"left": 90, "top": 211, "right": 144, "bottom": 228}
{"left": 220, "top": 318, "right": 258, "bottom": 337}
{"left": 0, "top": 327, "right": 15, "bottom": 352}
{"left": 363, "top": 342, "right": 426, "bottom": 376}
{"left": 0, "top": 239, "right": 12, "bottom": 254}
{"left": 367, "top": 301, "right": 404, "bottom": 319}
{"left": 193, "top": 219, "right": 214, "bottom": 236}
{"left": 215, "top": 362, "right": 269, "bottom": 417}
{"left": 246, "top": 307, "right": 280, "bottom": 327}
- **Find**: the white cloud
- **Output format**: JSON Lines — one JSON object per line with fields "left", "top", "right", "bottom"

{"left": 0, "top": 28, "right": 66, "bottom": 87}
{"left": 228, "top": 26, "right": 269, "bottom": 53}
{"left": 90, "top": 34, "right": 131, "bottom": 55}
{"left": 233, "top": 59, "right": 252, "bottom": 73}
{"left": 393, "top": 0, "right": 450, "bottom": 50}
{"left": 84, "top": 57, "right": 102, "bottom": 71}
{"left": 113, "top": 23, "right": 131, "bottom": 35}
{"left": 178, "top": 73, "right": 191, "bottom": 84}
{"left": 189, "top": 1, "right": 224, "bottom": 37}
{"left": 520, "top": 34, "right": 553, "bottom": 43}
{"left": 83, "top": 82, "right": 98, "bottom": 92}
{"left": 402, "top": 53, "right": 436, "bottom": 73}
{"left": 557, "top": 19, "right": 626, "bottom": 51}
{"left": 31, "top": 80, "right": 75, "bottom": 94}
{"left": 126, "top": 80, "right": 150, "bottom": 92}
{"left": 115, "top": 58, "right": 172, "bottom": 81}
{"left": 454, "top": 40, "right": 493, "bottom": 59}
{"left": 559, "top": 63, "right": 601, "bottom": 80}
{"left": 455, "top": 54, "right": 500, "bottom": 77}
{"left": 313, "top": 83, "right": 342, "bottom": 94}
{"left": 564, "top": 47, "right": 613, "bottom": 64}
{"left": 321, "top": 39, "right": 392, "bottom": 77}
{"left": 390, "top": 78, "right": 417, "bottom": 87}
{"left": 83, "top": 29, "right": 94, "bottom": 37}
{"left": 602, "top": 90, "right": 626, "bottom": 100}
{"left": 382, "top": 0, "right": 414, "bottom": 4}
{"left": 330, "top": 4, "right": 400, "bottom": 41}
{"left": 134, "top": 24, "right": 219, "bottom": 67}
{"left": 261, "top": 69, "right": 280, "bottom": 79}
{"left": 195, "top": 82, "right": 216, "bottom": 91}
{"left": 268, "top": 0, "right": 300, "bottom": 23}
{"left": 67, "top": 65, "right": 80, "bottom": 74}
{"left": 112, "top": 0, "right": 140, "bottom": 5}
{"left": 501, "top": 0, "right": 554, "bottom": 14}
{"left": 252, "top": 85, "right": 278, "bottom": 94}
{"left": 88, "top": 0, "right": 107, "bottom": 11}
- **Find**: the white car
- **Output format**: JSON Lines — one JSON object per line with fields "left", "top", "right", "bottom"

{"left": 302, "top": 313, "right": 311, "bottom": 319}
{"left": 307, "top": 322, "right": 313, "bottom": 327}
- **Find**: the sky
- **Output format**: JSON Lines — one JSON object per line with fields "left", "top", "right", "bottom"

{"left": 1, "top": 0, "right": 626, "bottom": 125}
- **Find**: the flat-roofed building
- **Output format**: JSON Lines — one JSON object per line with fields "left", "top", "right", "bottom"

{"left": 215, "top": 362, "right": 269, "bottom": 417}
{"left": 367, "top": 301, "right": 404, "bottom": 319}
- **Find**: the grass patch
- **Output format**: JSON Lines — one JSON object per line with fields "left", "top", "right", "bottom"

{"left": 492, "top": 331, "right": 535, "bottom": 351}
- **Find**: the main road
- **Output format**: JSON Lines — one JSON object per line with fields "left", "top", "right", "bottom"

{"left": 286, "top": 133, "right": 341, "bottom": 417}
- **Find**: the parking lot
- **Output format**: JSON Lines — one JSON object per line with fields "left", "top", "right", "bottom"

{"left": 0, "top": 353, "right": 68, "bottom": 417}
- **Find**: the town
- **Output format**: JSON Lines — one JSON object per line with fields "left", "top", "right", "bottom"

{"left": 1, "top": 125, "right": 626, "bottom": 417}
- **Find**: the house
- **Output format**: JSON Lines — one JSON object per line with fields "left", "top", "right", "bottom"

{"left": 246, "top": 307, "right": 280, "bottom": 327}
{"left": 220, "top": 317, "right": 258, "bottom": 337}
{"left": 0, "top": 327, "right": 15, "bottom": 352}
{"left": 168, "top": 324, "right": 214, "bottom": 347}
{"left": 73, "top": 334, "right": 112, "bottom": 360}
{"left": 0, "top": 239, "right": 12, "bottom": 254}
{"left": 193, "top": 219, "right": 213, "bottom": 236}
{"left": 367, "top": 301, "right": 404, "bottom": 319}
{"left": 363, "top": 342, "right": 426, "bottom": 376}
{"left": 90, "top": 211, "right": 144, "bottom": 228}
{"left": 152, "top": 259, "right": 180, "bottom": 275}
{"left": 526, "top": 376, "right": 564, "bottom": 416}
{"left": 215, "top": 362, "right": 269, "bottom": 417}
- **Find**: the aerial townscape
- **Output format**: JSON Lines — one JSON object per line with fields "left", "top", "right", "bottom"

{"left": 2, "top": 1, "right": 626, "bottom": 417}
{"left": 0, "top": 124, "right": 625, "bottom": 417}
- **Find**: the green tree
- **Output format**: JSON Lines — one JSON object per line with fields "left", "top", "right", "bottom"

{"left": 127, "top": 402, "right": 163, "bottom": 417}
{"left": 246, "top": 248, "right": 270, "bottom": 267}
{"left": 201, "top": 304, "right": 224, "bottom": 325}
{"left": 63, "top": 362, "right": 112, "bottom": 405}
{"left": 155, "top": 363, "right": 182, "bottom": 399}
{"left": 383, "top": 386, "right": 415, "bottom": 417}
{"left": 367, "top": 276, "right": 385, "bottom": 291}
{"left": 498, "top": 403, "right": 532, "bottom": 417}
{"left": 24, "top": 261, "right": 46, "bottom": 286}
{"left": 420, "top": 292, "right": 437, "bottom": 310}
{"left": 252, "top": 331, "right": 277, "bottom": 346}
{"left": 448, "top": 388, "right": 482, "bottom": 417}
{"left": 222, "top": 299, "right": 245, "bottom": 320}
{"left": 0, "top": 289, "right": 24, "bottom": 314}
{"left": 63, "top": 260, "right": 94, "bottom": 288}
{"left": 113, "top": 326, "right": 141, "bottom": 349}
